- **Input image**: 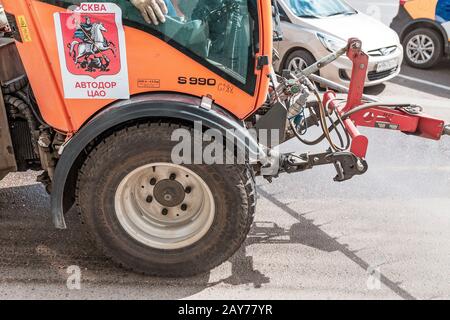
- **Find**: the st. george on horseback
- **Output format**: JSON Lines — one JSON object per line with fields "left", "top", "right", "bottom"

{"left": 67, "top": 16, "right": 117, "bottom": 72}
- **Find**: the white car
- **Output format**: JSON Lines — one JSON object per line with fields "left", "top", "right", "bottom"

{"left": 274, "top": 0, "right": 404, "bottom": 87}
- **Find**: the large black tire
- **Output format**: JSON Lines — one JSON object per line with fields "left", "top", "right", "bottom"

{"left": 76, "top": 122, "right": 256, "bottom": 277}
{"left": 403, "top": 28, "right": 443, "bottom": 69}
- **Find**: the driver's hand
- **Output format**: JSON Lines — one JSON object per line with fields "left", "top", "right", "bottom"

{"left": 130, "top": 0, "right": 168, "bottom": 25}
{"left": 0, "top": 25, "right": 10, "bottom": 33}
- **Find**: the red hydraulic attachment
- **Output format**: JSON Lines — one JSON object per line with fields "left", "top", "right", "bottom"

{"left": 323, "top": 38, "right": 447, "bottom": 159}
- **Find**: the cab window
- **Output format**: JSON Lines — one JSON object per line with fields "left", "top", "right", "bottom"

{"left": 124, "top": 0, "right": 259, "bottom": 93}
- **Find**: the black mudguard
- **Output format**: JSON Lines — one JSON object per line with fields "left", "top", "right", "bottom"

{"left": 51, "top": 93, "right": 262, "bottom": 229}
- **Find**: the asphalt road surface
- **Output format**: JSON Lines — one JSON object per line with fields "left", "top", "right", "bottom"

{"left": 3, "top": 0, "right": 450, "bottom": 302}
{"left": 0, "top": 58, "right": 449, "bottom": 300}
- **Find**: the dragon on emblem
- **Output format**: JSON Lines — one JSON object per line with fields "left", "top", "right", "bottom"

{"left": 67, "top": 17, "right": 117, "bottom": 72}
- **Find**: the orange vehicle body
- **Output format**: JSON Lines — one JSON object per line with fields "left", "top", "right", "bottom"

{"left": 2, "top": 1, "right": 450, "bottom": 278}
{"left": 1, "top": 0, "right": 272, "bottom": 133}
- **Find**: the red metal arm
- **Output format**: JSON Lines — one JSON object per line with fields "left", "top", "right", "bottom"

{"left": 324, "top": 38, "right": 447, "bottom": 159}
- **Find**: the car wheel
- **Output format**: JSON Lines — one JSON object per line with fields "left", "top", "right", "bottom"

{"left": 283, "top": 49, "right": 316, "bottom": 73}
{"left": 76, "top": 122, "right": 256, "bottom": 277}
{"left": 403, "top": 28, "right": 443, "bottom": 69}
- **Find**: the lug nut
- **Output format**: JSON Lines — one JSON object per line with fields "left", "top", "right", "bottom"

{"left": 169, "top": 173, "right": 177, "bottom": 180}
{"left": 162, "top": 208, "right": 168, "bottom": 216}
{"left": 146, "top": 195, "right": 153, "bottom": 203}
{"left": 185, "top": 186, "right": 192, "bottom": 194}
{"left": 150, "top": 178, "right": 157, "bottom": 185}
{"left": 181, "top": 204, "right": 188, "bottom": 211}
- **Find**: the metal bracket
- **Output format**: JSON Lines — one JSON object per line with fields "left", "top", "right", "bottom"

{"left": 257, "top": 55, "right": 270, "bottom": 70}
{"left": 280, "top": 151, "right": 368, "bottom": 182}
{"left": 200, "top": 95, "right": 213, "bottom": 111}
{"left": 254, "top": 101, "right": 288, "bottom": 147}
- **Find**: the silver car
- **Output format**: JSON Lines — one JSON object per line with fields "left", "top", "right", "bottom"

{"left": 274, "top": 0, "right": 404, "bottom": 87}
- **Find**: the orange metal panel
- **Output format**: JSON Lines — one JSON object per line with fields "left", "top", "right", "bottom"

{"left": 2, "top": 0, "right": 73, "bottom": 132}
{"left": 252, "top": 0, "right": 272, "bottom": 117}
{"left": 2, "top": 0, "right": 271, "bottom": 132}
{"left": 404, "top": 0, "right": 438, "bottom": 20}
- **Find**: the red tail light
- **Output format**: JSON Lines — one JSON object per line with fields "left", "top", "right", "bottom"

{"left": 400, "top": 0, "right": 408, "bottom": 6}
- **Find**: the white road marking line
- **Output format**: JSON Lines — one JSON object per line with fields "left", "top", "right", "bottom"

{"left": 397, "top": 74, "right": 450, "bottom": 92}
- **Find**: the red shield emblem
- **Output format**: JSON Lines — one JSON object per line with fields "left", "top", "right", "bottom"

{"left": 59, "top": 12, "right": 121, "bottom": 79}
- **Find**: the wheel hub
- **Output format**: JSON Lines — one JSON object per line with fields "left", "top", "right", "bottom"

{"left": 114, "top": 163, "right": 215, "bottom": 250}
{"left": 407, "top": 34, "right": 435, "bottom": 64}
{"left": 288, "top": 57, "right": 308, "bottom": 72}
{"left": 153, "top": 179, "right": 185, "bottom": 207}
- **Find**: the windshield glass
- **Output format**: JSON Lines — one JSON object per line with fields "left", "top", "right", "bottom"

{"left": 124, "top": 0, "right": 257, "bottom": 87}
{"left": 284, "top": 0, "right": 356, "bottom": 18}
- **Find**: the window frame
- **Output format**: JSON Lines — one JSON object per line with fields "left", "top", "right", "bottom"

{"left": 40, "top": 0, "right": 261, "bottom": 95}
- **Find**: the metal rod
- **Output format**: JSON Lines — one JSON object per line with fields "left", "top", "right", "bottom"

{"left": 308, "top": 74, "right": 380, "bottom": 103}
{"left": 300, "top": 46, "right": 348, "bottom": 77}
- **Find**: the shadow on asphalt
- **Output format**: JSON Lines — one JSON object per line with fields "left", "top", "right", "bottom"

{"left": 0, "top": 182, "right": 271, "bottom": 295}
{"left": 389, "top": 61, "right": 450, "bottom": 99}
{"left": 0, "top": 182, "right": 419, "bottom": 299}
{"left": 255, "top": 188, "right": 417, "bottom": 300}
{"left": 0, "top": 183, "right": 209, "bottom": 299}
{"left": 0, "top": 183, "right": 272, "bottom": 294}
{"left": 364, "top": 83, "right": 387, "bottom": 96}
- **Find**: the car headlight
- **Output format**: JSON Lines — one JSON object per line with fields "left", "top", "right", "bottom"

{"left": 316, "top": 33, "right": 347, "bottom": 53}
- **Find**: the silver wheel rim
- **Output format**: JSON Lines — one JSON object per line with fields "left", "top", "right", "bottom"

{"left": 406, "top": 34, "right": 435, "bottom": 64}
{"left": 288, "top": 57, "right": 308, "bottom": 72}
{"left": 114, "top": 163, "right": 215, "bottom": 250}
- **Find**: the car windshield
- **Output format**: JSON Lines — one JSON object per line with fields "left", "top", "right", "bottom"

{"left": 284, "top": 0, "right": 357, "bottom": 18}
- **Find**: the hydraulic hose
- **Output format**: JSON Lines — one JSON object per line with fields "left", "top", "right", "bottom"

{"left": 14, "top": 89, "right": 49, "bottom": 127}
{"left": 341, "top": 102, "right": 421, "bottom": 119}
